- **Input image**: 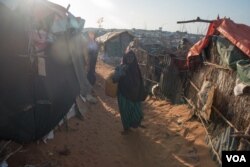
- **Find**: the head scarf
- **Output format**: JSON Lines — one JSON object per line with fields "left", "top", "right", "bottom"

{"left": 118, "top": 50, "right": 145, "bottom": 102}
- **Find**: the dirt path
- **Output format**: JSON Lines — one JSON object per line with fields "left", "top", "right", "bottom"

{"left": 9, "top": 60, "right": 216, "bottom": 167}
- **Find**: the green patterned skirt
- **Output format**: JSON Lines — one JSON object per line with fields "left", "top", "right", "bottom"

{"left": 117, "top": 93, "right": 143, "bottom": 130}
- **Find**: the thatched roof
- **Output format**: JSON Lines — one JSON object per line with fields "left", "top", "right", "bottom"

{"left": 96, "top": 31, "right": 134, "bottom": 44}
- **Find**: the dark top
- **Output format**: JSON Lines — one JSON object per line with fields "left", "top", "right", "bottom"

{"left": 116, "top": 50, "right": 146, "bottom": 102}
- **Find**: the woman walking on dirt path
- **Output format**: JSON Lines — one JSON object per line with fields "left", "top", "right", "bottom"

{"left": 113, "top": 49, "right": 147, "bottom": 135}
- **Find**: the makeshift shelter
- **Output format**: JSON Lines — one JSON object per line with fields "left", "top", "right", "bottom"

{"left": 133, "top": 39, "right": 188, "bottom": 104}
{"left": 185, "top": 18, "right": 250, "bottom": 162}
{"left": 96, "top": 31, "right": 134, "bottom": 63}
{"left": 0, "top": 0, "right": 87, "bottom": 143}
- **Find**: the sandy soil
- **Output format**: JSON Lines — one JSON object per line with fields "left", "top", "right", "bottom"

{"left": 8, "top": 60, "right": 216, "bottom": 167}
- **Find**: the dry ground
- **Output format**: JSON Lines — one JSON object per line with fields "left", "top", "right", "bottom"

{"left": 8, "top": 60, "right": 216, "bottom": 167}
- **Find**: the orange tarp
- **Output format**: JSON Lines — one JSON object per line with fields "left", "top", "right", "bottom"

{"left": 187, "top": 19, "right": 250, "bottom": 63}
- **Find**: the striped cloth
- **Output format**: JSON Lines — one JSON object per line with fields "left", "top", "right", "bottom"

{"left": 117, "top": 93, "right": 143, "bottom": 130}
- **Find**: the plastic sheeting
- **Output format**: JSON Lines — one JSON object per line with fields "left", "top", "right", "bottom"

{"left": 0, "top": 0, "right": 22, "bottom": 10}
{"left": 188, "top": 19, "right": 250, "bottom": 63}
{"left": 215, "top": 36, "right": 249, "bottom": 70}
{"left": 237, "top": 59, "right": 250, "bottom": 85}
{"left": 0, "top": 0, "right": 86, "bottom": 143}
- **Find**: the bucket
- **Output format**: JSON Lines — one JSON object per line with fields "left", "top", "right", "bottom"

{"left": 105, "top": 72, "right": 118, "bottom": 98}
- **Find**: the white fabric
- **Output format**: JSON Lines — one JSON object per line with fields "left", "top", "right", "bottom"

{"left": 234, "top": 78, "right": 249, "bottom": 96}
{"left": 42, "top": 104, "right": 76, "bottom": 143}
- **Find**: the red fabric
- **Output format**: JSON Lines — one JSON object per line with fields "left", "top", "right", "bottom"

{"left": 217, "top": 19, "right": 250, "bottom": 57}
{"left": 187, "top": 19, "right": 250, "bottom": 64}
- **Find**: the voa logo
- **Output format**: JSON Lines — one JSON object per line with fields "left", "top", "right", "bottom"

{"left": 226, "top": 155, "right": 247, "bottom": 163}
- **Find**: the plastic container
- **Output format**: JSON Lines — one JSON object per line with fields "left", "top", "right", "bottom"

{"left": 105, "top": 72, "right": 118, "bottom": 98}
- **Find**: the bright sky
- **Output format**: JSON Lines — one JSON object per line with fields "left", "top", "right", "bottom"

{"left": 49, "top": 0, "right": 250, "bottom": 34}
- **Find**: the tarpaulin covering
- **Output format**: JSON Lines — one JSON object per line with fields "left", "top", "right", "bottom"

{"left": 187, "top": 19, "right": 250, "bottom": 62}
{"left": 0, "top": 0, "right": 85, "bottom": 143}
